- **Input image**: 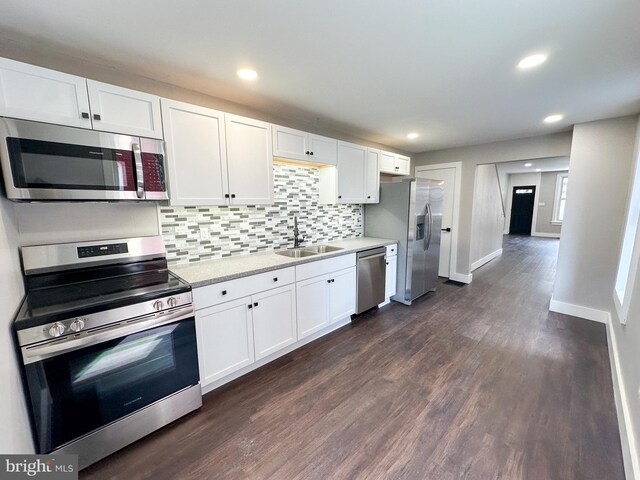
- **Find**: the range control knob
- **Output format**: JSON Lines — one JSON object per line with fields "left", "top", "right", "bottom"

{"left": 167, "top": 297, "right": 177, "bottom": 308}
{"left": 70, "top": 318, "right": 85, "bottom": 332}
{"left": 49, "top": 322, "right": 65, "bottom": 338}
{"left": 153, "top": 300, "right": 164, "bottom": 311}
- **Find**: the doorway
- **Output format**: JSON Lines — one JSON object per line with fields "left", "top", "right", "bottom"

{"left": 509, "top": 185, "right": 536, "bottom": 235}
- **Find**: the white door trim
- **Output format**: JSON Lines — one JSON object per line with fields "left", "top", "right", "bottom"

{"left": 415, "top": 162, "right": 463, "bottom": 282}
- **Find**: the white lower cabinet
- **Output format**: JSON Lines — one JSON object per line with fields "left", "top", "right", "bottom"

{"left": 330, "top": 267, "right": 357, "bottom": 323}
{"left": 252, "top": 284, "right": 297, "bottom": 360}
{"left": 196, "top": 296, "right": 255, "bottom": 385}
{"left": 296, "top": 274, "right": 331, "bottom": 339}
{"left": 385, "top": 255, "right": 397, "bottom": 299}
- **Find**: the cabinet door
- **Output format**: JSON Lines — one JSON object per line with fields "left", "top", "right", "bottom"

{"left": 272, "top": 125, "right": 308, "bottom": 162}
{"left": 226, "top": 114, "right": 273, "bottom": 205}
{"left": 196, "top": 296, "right": 255, "bottom": 386}
{"left": 161, "top": 99, "right": 228, "bottom": 206}
{"left": 365, "top": 148, "right": 381, "bottom": 203}
{"left": 385, "top": 255, "right": 397, "bottom": 298}
{"left": 380, "top": 151, "right": 396, "bottom": 174}
{"left": 296, "top": 274, "right": 331, "bottom": 339}
{"left": 396, "top": 155, "right": 411, "bottom": 175}
{"left": 87, "top": 80, "right": 162, "bottom": 138}
{"left": 329, "top": 267, "right": 356, "bottom": 323}
{"left": 337, "top": 141, "right": 367, "bottom": 204}
{"left": 252, "top": 284, "right": 297, "bottom": 360}
{"left": 0, "top": 58, "right": 91, "bottom": 129}
{"left": 308, "top": 134, "right": 337, "bottom": 165}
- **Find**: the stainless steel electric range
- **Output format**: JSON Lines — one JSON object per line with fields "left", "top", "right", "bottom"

{"left": 13, "top": 236, "right": 201, "bottom": 470}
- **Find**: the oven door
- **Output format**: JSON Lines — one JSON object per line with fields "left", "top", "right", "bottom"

{"left": 0, "top": 117, "right": 144, "bottom": 201}
{"left": 22, "top": 312, "right": 199, "bottom": 454}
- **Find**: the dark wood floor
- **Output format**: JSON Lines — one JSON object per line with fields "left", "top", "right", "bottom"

{"left": 82, "top": 235, "right": 624, "bottom": 480}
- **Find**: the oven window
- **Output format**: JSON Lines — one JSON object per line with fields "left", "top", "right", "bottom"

{"left": 7, "top": 138, "right": 135, "bottom": 191}
{"left": 24, "top": 319, "right": 199, "bottom": 453}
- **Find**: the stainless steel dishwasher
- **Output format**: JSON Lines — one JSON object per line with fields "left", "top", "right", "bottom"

{"left": 356, "top": 247, "right": 387, "bottom": 314}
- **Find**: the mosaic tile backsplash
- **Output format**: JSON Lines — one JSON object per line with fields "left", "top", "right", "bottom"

{"left": 160, "top": 164, "right": 363, "bottom": 265}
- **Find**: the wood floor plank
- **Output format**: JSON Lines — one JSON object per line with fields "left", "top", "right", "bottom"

{"left": 81, "top": 235, "right": 625, "bottom": 480}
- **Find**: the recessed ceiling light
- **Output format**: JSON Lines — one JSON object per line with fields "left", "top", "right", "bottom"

{"left": 524, "top": 163, "right": 533, "bottom": 167}
{"left": 536, "top": 168, "right": 542, "bottom": 172}
{"left": 544, "top": 114, "right": 563, "bottom": 123}
{"left": 518, "top": 54, "right": 547, "bottom": 69}
{"left": 407, "top": 132, "right": 419, "bottom": 140}
{"left": 237, "top": 69, "right": 258, "bottom": 81}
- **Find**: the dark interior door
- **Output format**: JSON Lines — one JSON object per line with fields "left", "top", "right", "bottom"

{"left": 509, "top": 186, "right": 536, "bottom": 235}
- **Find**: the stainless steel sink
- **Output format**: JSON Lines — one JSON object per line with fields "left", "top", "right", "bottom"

{"left": 303, "top": 245, "right": 344, "bottom": 254}
{"left": 276, "top": 249, "right": 318, "bottom": 258}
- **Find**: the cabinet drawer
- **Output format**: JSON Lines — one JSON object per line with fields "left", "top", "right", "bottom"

{"left": 193, "top": 266, "right": 295, "bottom": 309}
{"left": 295, "top": 253, "right": 356, "bottom": 281}
{"left": 386, "top": 244, "right": 397, "bottom": 257}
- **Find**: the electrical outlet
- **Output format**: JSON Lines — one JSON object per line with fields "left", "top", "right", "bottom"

{"left": 199, "top": 227, "right": 210, "bottom": 241}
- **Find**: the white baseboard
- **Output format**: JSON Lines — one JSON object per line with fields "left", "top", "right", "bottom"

{"left": 449, "top": 272, "right": 472, "bottom": 284}
{"left": 532, "top": 231, "right": 561, "bottom": 238}
{"left": 548, "top": 297, "right": 609, "bottom": 323}
{"left": 470, "top": 248, "right": 503, "bottom": 272}
{"left": 607, "top": 315, "right": 640, "bottom": 480}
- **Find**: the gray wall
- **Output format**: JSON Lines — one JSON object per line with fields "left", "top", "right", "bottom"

{"left": 0, "top": 199, "right": 32, "bottom": 453}
{"left": 413, "top": 132, "right": 573, "bottom": 276}
{"left": 470, "top": 164, "right": 504, "bottom": 269}
{"left": 553, "top": 116, "right": 638, "bottom": 313}
{"left": 535, "top": 171, "right": 567, "bottom": 236}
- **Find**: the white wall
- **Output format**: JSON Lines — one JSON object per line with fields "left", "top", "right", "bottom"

{"left": 470, "top": 164, "right": 504, "bottom": 270}
{"left": 413, "top": 132, "right": 573, "bottom": 276}
{"left": 0, "top": 199, "right": 33, "bottom": 453}
{"left": 552, "top": 116, "right": 639, "bottom": 316}
{"left": 504, "top": 172, "right": 541, "bottom": 234}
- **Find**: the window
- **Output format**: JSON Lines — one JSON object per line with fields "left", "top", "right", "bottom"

{"left": 614, "top": 149, "right": 640, "bottom": 324}
{"left": 552, "top": 173, "right": 569, "bottom": 224}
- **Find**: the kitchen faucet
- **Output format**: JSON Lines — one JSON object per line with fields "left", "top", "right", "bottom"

{"left": 292, "top": 216, "right": 306, "bottom": 248}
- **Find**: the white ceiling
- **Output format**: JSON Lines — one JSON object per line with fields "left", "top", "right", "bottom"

{"left": 496, "top": 157, "right": 570, "bottom": 175}
{"left": 0, "top": 0, "right": 639, "bottom": 153}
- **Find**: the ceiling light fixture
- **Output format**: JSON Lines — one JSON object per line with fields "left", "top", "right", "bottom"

{"left": 544, "top": 114, "right": 563, "bottom": 123}
{"left": 524, "top": 163, "right": 533, "bottom": 167}
{"left": 237, "top": 69, "right": 258, "bottom": 81}
{"left": 407, "top": 132, "right": 419, "bottom": 140}
{"left": 518, "top": 54, "right": 547, "bottom": 69}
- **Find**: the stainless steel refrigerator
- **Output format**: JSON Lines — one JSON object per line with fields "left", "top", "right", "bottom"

{"left": 364, "top": 178, "right": 443, "bottom": 305}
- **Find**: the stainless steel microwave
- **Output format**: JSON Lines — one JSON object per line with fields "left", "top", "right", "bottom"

{"left": 0, "top": 117, "right": 168, "bottom": 201}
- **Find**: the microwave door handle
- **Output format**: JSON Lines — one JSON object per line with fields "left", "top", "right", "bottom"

{"left": 132, "top": 143, "right": 144, "bottom": 199}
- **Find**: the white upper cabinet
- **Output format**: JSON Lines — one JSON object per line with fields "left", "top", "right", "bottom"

{"left": 161, "top": 99, "right": 228, "bottom": 206}
{"left": 0, "top": 57, "right": 92, "bottom": 129}
{"left": 337, "top": 141, "right": 367, "bottom": 203}
{"left": 272, "top": 125, "right": 337, "bottom": 165}
{"left": 86, "top": 80, "right": 162, "bottom": 139}
{"left": 225, "top": 114, "right": 273, "bottom": 205}
{"left": 365, "top": 148, "right": 381, "bottom": 203}
{"left": 380, "top": 151, "right": 411, "bottom": 175}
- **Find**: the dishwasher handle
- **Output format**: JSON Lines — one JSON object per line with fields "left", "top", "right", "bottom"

{"left": 356, "top": 246, "right": 387, "bottom": 260}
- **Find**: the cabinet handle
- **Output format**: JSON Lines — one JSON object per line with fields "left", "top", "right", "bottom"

{"left": 224, "top": 193, "right": 230, "bottom": 199}
{"left": 273, "top": 277, "right": 278, "bottom": 282}
{"left": 222, "top": 290, "right": 227, "bottom": 296}
{"left": 254, "top": 302, "right": 258, "bottom": 307}
{"left": 81, "top": 112, "right": 90, "bottom": 119}
{"left": 367, "top": 195, "right": 371, "bottom": 199}
{"left": 231, "top": 194, "right": 236, "bottom": 199}
{"left": 309, "top": 151, "right": 314, "bottom": 156}
{"left": 305, "top": 151, "right": 310, "bottom": 155}
{"left": 248, "top": 304, "right": 252, "bottom": 309}
{"left": 327, "top": 279, "right": 331, "bottom": 284}
{"left": 386, "top": 262, "right": 389, "bottom": 265}
{"left": 93, "top": 114, "right": 101, "bottom": 121}
{"left": 338, "top": 195, "right": 342, "bottom": 199}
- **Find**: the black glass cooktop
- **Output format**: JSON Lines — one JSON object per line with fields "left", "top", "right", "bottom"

{"left": 15, "top": 268, "right": 190, "bottom": 330}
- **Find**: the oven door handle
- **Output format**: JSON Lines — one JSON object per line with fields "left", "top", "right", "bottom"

{"left": 22, "top": 306, "right": 194, "bottom": 365}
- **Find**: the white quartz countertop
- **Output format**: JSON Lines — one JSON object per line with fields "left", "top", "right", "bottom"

{"left": 170, "top": 237, "right": 397, "bottom": 288}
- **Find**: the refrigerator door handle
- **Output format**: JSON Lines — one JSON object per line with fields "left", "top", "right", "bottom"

{"left": 425, "top": 202, "right": 433, "bottom": 251}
